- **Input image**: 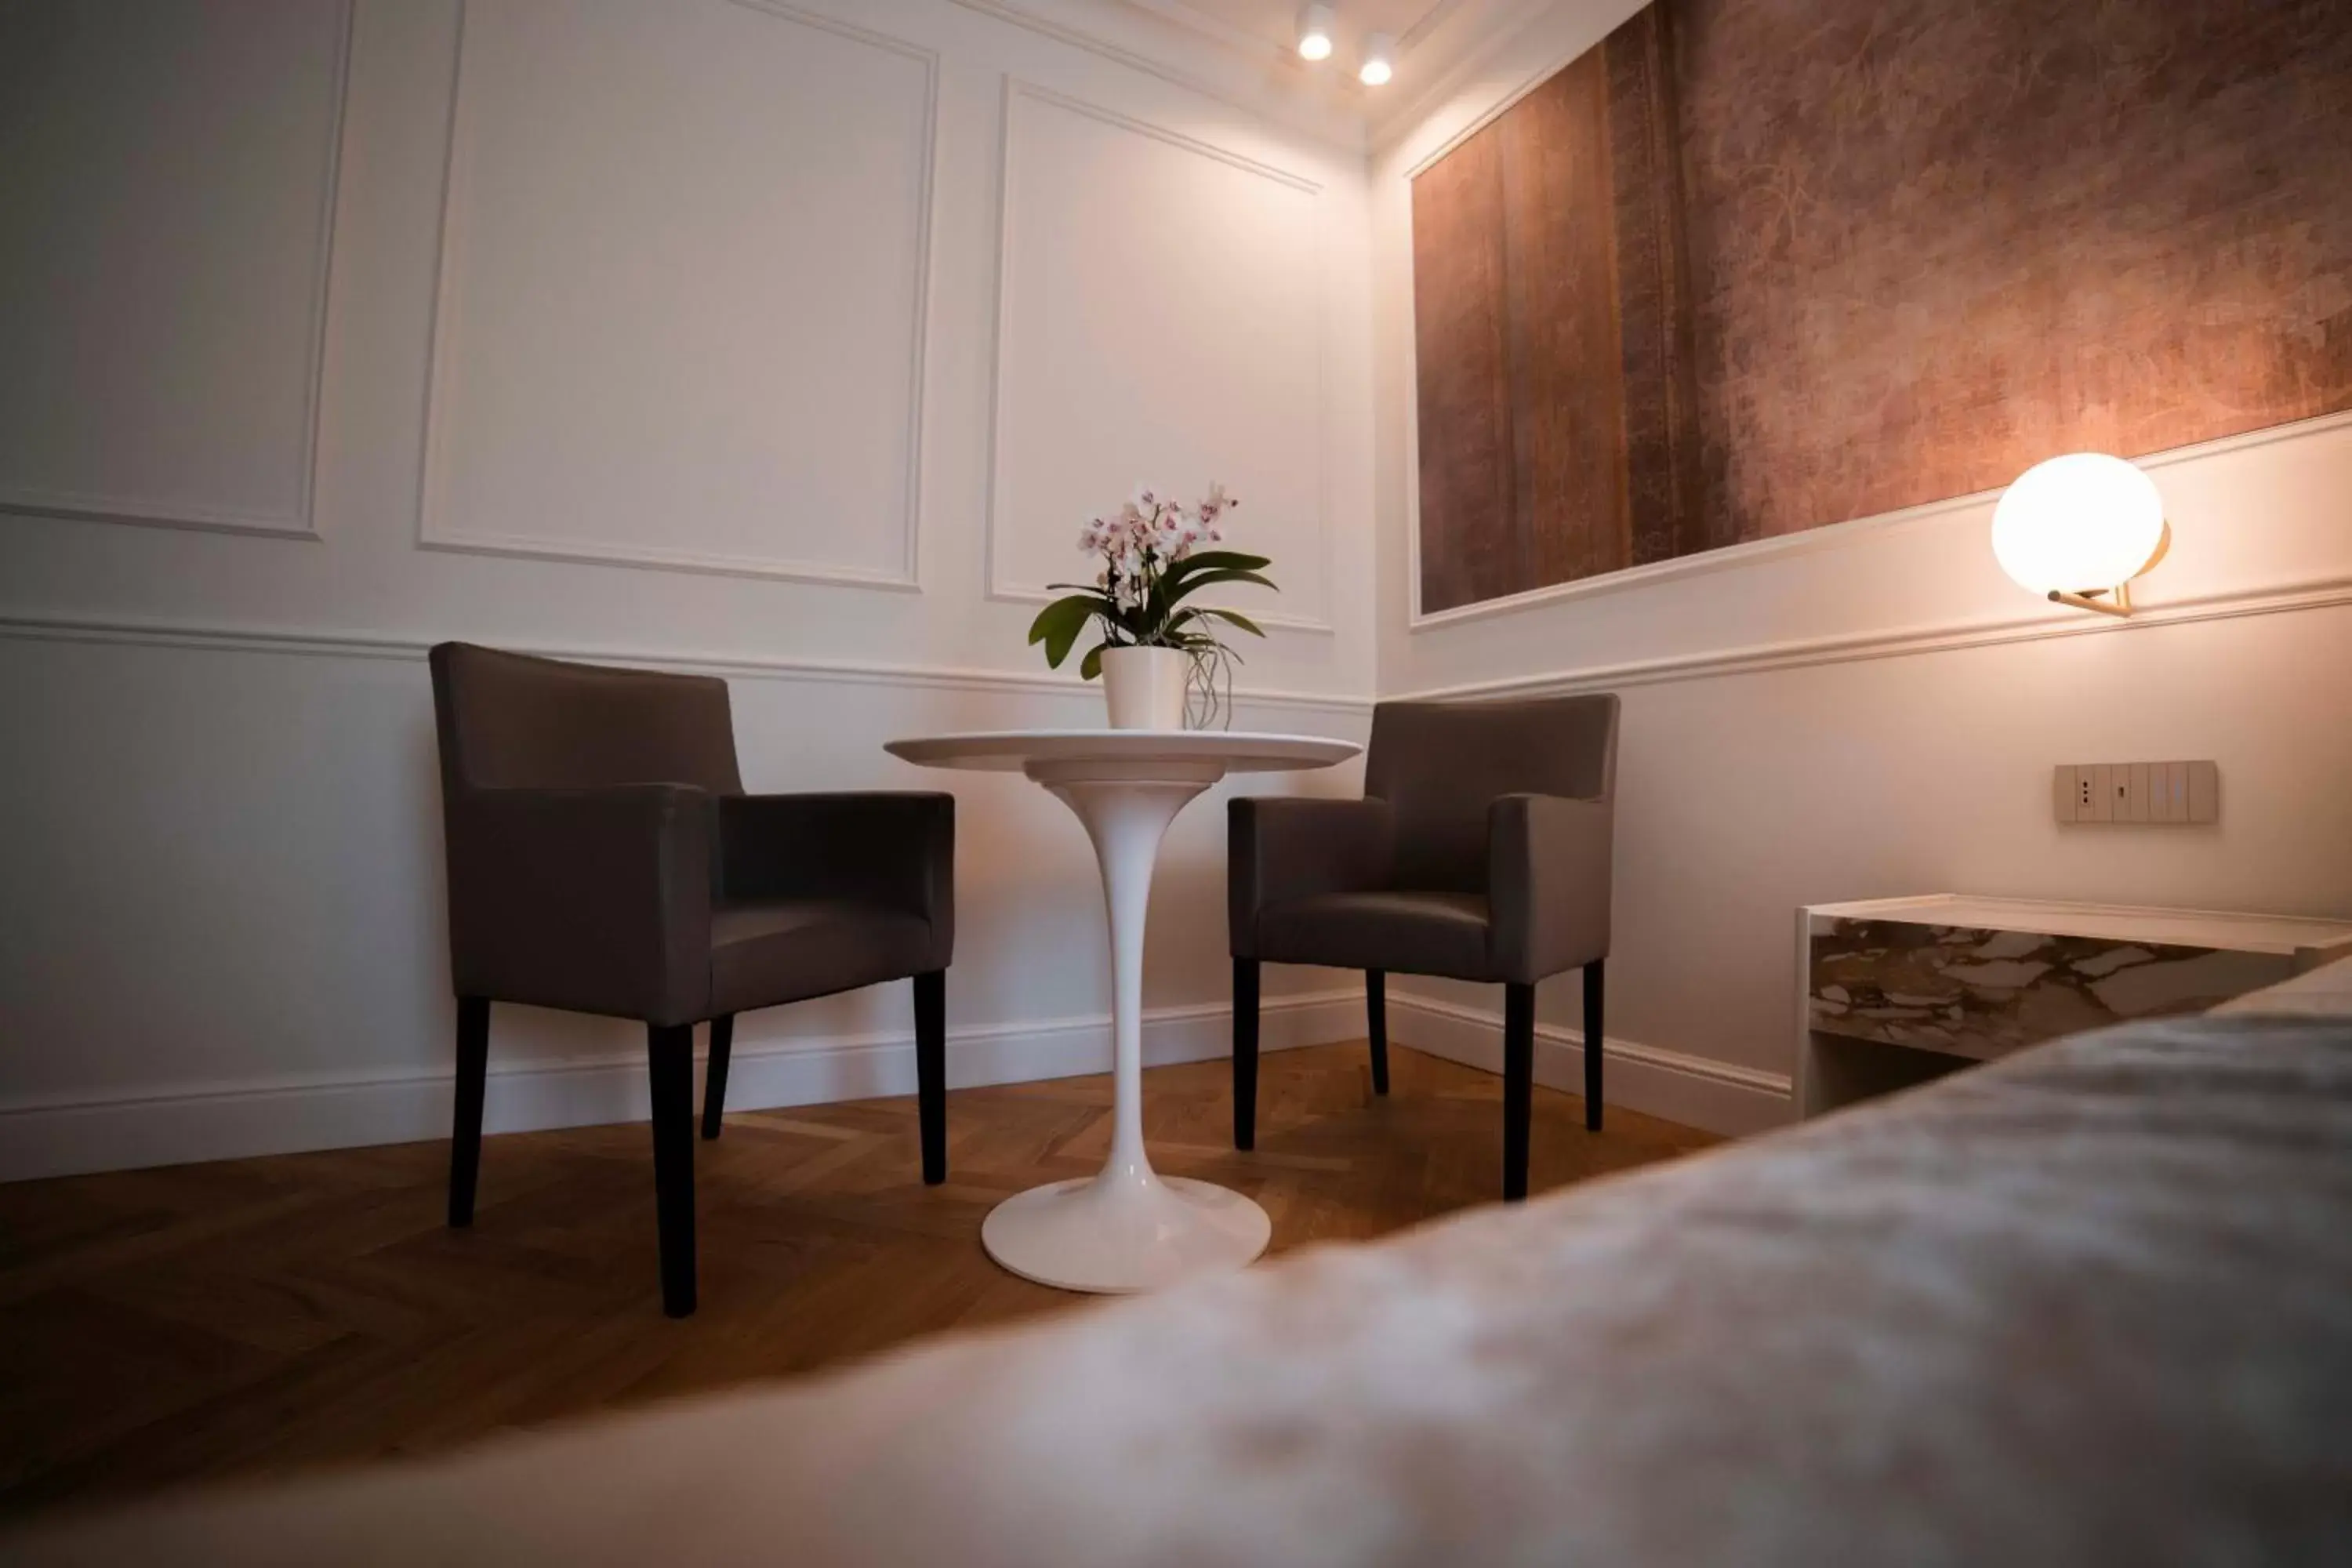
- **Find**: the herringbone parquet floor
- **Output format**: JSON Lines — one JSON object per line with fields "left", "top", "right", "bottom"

{"left": 0, "top": 1041, "right": 1713, "bottom": 1521}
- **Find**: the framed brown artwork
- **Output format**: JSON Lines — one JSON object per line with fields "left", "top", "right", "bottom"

{"left": 1410, "top": 0, "right": 2352, "bottom": 616}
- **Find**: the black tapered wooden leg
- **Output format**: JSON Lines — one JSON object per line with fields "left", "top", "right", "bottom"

{"left": 1583, "top": 959, "right": 1606, "bottom": 1133}
{"left": 1502, "top": 982, "right": 1534, "bottom": 1202}
{"left": 914, "top": 970, "right": 947, "bottom": 1185}
{"left": 1366, "top": 969, "right": 1390, "bottom": 1096}
{"left": 447, "top": 997, "right": 490, "bottom": 1229}
{"left": 648, "top": 1023, "right": 697, "bottom": 1318}
{"left": 1233, "top": 956, "right": 1261, "bottom": 1151}
{"left": 701, "top": 1014, "right": 734, "bottom": 1142}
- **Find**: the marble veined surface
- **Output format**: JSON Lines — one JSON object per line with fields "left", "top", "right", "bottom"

{"left": 1809, "top": 917, "right": 2294, "bottom": 1060}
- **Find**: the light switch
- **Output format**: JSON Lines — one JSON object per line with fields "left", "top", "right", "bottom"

{"left": 2187, "top": 760, "right": 2220, "bottom": 823}
{"left": 2056, "top": 760, "right": 2218, "bottom": 826}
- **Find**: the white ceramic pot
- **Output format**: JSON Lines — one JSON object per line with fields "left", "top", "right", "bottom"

{"left": 1099, "top": 645, "right": 1189, "bottom": 730}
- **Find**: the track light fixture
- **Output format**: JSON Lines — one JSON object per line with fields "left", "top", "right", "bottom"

{"left": 1297, "top": 3, "right": 1334, "bottom": 62}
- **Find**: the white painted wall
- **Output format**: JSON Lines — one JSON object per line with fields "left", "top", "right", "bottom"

{"left": 7, "top": 0, "right": 2344, "bottom": 1179}
{"left": 1366, "top": 0, "right": 2352, "bottom": 1132}
{"left": 0, "top": 0, "right": 1379, "bottom": 1179}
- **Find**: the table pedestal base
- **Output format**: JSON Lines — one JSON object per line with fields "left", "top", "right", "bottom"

{"left": 981, "top": 1171, "right": 1271, "bottom": 1295}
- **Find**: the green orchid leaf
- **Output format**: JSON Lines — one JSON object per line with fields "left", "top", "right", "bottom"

{"left": 1195, "top": 606, "right": 1266, "bottom": 638}
{"left": 1165, "top": 551, "right": 1271, "bottom": 579}
{"left": 1164, "top": 568, "right": 1277, "bottom": 605}
{"left": 1079, "top": 641, "right": 1106, "bottom": 681}
{"left": 1028, "top": 594, "right": 1101, "bottom": 668}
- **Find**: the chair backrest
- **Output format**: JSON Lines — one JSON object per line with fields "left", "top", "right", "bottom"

{"left": 428, "top": 643, "right": 745, "bottom": 797}
{"left": 1364, "top": 695, "right": 1619, "bottom": 892}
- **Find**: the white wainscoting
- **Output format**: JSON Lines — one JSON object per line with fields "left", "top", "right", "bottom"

{"left": 985, "top": 78, "right": 1333, "bottom": 633}
{"left": 0, "top": 0, "right": 351, "bottom": 539}
{"left": 416, "top": 0, "right": 937, "bottom": 587}
{"left": 1385, "top": 989, "right": 1794, "bottom": 1138}
{"left": 0, "top": 989, "right": 1363, "bottom": 1184}
{"left": 0, "top": 619, "right": 1373, "bottom": 1181}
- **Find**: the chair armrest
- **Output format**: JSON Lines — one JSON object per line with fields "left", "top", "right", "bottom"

{"left": 718, "top": 793, "right": 955, "bottom": 961}
{"left": 1228, "top": 797, "right": 1394, "bottom": 955}
{"left": 1487, "top": 793, "right": 1613, "bottom": 984}
{"left": 443, "top": 783, "right": 714, "bottom": 1025}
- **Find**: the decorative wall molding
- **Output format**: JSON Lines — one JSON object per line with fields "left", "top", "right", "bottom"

{"left": 413, "top": 0, "right": 938, "bottom": 590}
{"left": 1385, "top": 988, "right": 1792, "bottom": 1137}
{"left": 0, "top": 610, "right": 1375, "bottom": 716}
{"left": 0, "top": 0, "right": 354, "bottom": 543}
{"left": 0, "top": 988, "right": 1363, "bottom": 1183}
{"left": 983, "top": 77, "right": 1338, "bottom": 636}
{"left": 1406, "top": 401, "right": 2352, "bottom": 637}
{"left": 1397, "top": 571, "right": 2352, "bottom": 706}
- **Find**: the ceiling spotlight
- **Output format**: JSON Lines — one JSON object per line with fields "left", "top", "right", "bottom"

{"left": 1297, "top": 3, "right": 1334, "bottom": 62}
{"left": 1359, "top": 31, "right": 1395, "bottom": 85}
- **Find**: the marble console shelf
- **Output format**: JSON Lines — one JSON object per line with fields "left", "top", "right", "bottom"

{"left": 1795, "top": 895, "right": 2352, "bottom": 1117}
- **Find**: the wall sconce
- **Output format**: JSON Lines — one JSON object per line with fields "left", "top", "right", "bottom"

{"left": 1991, "top": 452, "right": 2169, "bottom": 617}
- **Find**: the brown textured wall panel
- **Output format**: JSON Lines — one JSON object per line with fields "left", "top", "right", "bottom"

{"left": 1412, "top": 126, "right": 1517, "bottom": 614}
{"left": 1498, "top": 49, "right": 1632, "bottom": 593}
{"left": 1605, "top": 2, "right": 1709, "bottom": 566}
{"left": 1410, "top": 0, "right": 2352, "bottom": 608}
{"left": 1414, "top": 53, "right": 1632, "bottom": 615}
{"left": 1673, "top": 0, "right": 2352, "bottom": 542}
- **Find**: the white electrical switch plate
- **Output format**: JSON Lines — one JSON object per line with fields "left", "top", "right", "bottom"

{"left": 2161, "top": 761, "right": 2188, "bottom": 822}
{"left": 2056, "top": 760, "right": 2219, "bottom": 826}
{"left": 2187, "top": 760, "right": 2220, "bottom": 823}
{"left": 2124, "top": 762, "right": 2151, "bottom": 823}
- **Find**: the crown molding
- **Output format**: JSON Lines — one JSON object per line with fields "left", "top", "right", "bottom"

{"left": 948, "top": 0, "right": 1369, "bottom": 153}
{"left": 1363, "top": 0, "right": 1570, "bottom": 152}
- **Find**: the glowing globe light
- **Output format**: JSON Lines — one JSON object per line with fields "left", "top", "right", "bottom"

{"left": 1991, "top": 453, "right": 2166, "bottom": 599}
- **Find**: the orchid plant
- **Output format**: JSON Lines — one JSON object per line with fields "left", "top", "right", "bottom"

{"left": 1027, "top": 483, "right": 1276, "bottom": 723}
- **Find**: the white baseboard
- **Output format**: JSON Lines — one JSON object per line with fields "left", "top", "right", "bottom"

{"left": 1383, "top": 990, "right": 1793, "bottom": 1138}
{"left": 0, "top": 989, "right": 1363, "bottom": 1183}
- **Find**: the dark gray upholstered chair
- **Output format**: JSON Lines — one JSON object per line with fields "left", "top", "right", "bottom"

{"left": 1229, "top": 696, "right": 1617, "bottom": 1200}
{"left": 429, "top": 644, "right": 955, "bottom": 1316}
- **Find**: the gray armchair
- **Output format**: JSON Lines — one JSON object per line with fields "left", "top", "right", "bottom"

{"left": 1229, "top": 696, "right": 1617, "bottom": 1200}
{"left": 430, "top": 644, "right": 955, "bottom": 1316}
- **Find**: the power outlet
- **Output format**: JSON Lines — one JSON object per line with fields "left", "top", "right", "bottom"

{"left": 2054, "top": 761, "right": 2217, "bottom": 826}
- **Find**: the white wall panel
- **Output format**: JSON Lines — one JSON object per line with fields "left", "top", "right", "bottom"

{"left": 989, "top": 82, "right": 1330, "bottom": 631}
{"left": 0, "top": 0, "right": 1382, "bottom": 1180}
{"left": 0, "top": 0, "right": 349, "bottom": 535}
{"left": 418, "top": 0, "right": 936, "bottom": 585}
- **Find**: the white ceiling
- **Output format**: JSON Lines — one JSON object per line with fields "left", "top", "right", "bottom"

{"left": 1135, "top": 0, "right": 1458, "bottom": 61}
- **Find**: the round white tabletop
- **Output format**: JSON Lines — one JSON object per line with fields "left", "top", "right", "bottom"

{"left": 885, "top": 728, "right": 1360, "bottom": 1294}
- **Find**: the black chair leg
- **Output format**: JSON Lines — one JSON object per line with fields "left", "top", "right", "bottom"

{"left": 1502, "top": 982, "right": 1534, "bottom": 1202}
{"left": 1233, "top": 956, "right": 1261, "bottom": 1150}
{"left": 914, "top": 970, "right": 947, "bottom": 1185}
{"left": 701, "top": 1014, "right": 734, "bottom": 1141}
{"left": 1366, "top": 969, "right": 1390, "bottom": 1095}
{"left": 648, "top": 1023, "right": 698, "bottom": 1318}
{"left": 447, "top": 997, "right": 490, "bottom": 1228}
{"left": 1583, "top": 959, "right": 1606, "bottom": 1133}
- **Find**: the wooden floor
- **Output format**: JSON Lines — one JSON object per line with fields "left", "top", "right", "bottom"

{"left": 0, "top": 1041, "right": 1713, "bottom": 1521}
